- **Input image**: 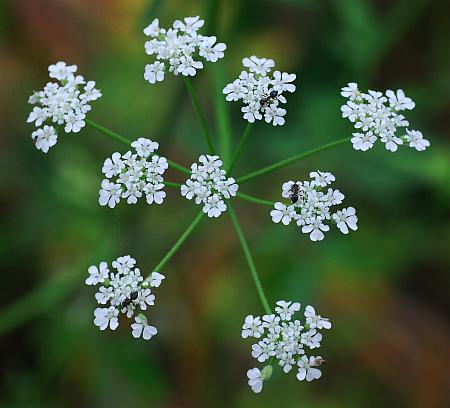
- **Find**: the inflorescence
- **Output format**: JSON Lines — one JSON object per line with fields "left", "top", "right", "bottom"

{"left": 86, "top": 255, "right": 165, "bottom": 340}
{"left": 243, "top": 301, "right": 331, "bottom": 393}
{"left": 181, "top": 155, "right": 239, "bottom": 217}
{"left": 341, "top": 83, "right": 430, "bottom": 152}
{"left": 27, "top": 61, "right": 102, "bottom": 153}
{"left": 25, "top": 13, "right": 432, "bottom": 396}
{"left": 223, "top": 56, "right": 296, "bottom": 126}
{"left": 270, "top": 171, "right": 357, "bottom": 241}
{"left": 99, "top": 138, "right": 168, "bottom": 208}
{"left": 143, "top": 16, "right": 226, "bottom": 83}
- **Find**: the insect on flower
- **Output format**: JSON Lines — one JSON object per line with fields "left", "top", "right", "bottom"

{"left": 289, "top": 183, "right": 301, "bottom": 204}
{"left": 121, "top": 291, "right": 139, "bottom": 308}
{"left": 259, "top": 90, "right": 279, "bottom": 110}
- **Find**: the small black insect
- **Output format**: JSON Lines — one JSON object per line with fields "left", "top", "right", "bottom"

{"left": 269, "top": 90, "right": 278, "bottom": 99}
{"left": 259, "top": 90, "right": 279, "bottom": 109}
{"left": 289, "top": 183, "right": 301, "bottom": 204}
{"left": 121, "top": 291, "right": 138, "bottom": 308}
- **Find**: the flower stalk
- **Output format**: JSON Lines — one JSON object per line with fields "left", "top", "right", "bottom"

{"left": 184, "top": 77, "right": 216, "bottom": 154}
{"left": 228, "top": 203, "right": 272, "bottom": 314}
{"left": 86, "top": 119, "right": 191, "bottom": 175}
{"left": 236, "top": 137, "right": 352, "bottom": 184}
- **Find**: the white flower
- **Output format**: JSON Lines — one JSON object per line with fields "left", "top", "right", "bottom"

{"left": 241, "top": 301, "right": 331, "bottom": 392}
{"left": 310, "top": 171, "right": 335, "bottom": 187}
{"left": 264, "top": 105, "right": 286, "bottom": 126}
{"left": 64, "top": 112, "right": 85, "bottom": 133}
{"left": 297, "top": 356, "right": 322, "bottom": 382}
{"left": 242, "top": 315, "right": 264, "bottom": 338}
{"left": 386, "top": 89, "right": 415, "bottom": 110}
{"left": 381, "top": 133, "right": 403, "bottom": 152}
{"left": 301, "top": 330, "right": 322, "bottom": 349}
{"left": 341, "top": 101, "right": 360, "bottom": 122}
{"left": 341, "top": 83, "right": 428, "bottom": 152}
{"left": 83, "top": 81, "right": 102, "bottom": 101}
{"left": 86, "top": 261, "right": 109, "bottom": 285}
{"left": 143, "top": 16, "right": 225, "bottom": 83}
{"left": 302, "top": 220, "right": 329, "bottom": 241}
{"left": 243, "top": 56, "right": 275, "bottom": 75}
{"left": 95, "top": 286, "right": 113, "bottom": 304}
{"left": 351, "top": 132, "right": 377, "bottom": 151}
{"left": 270, "top": 202, "right": 296, "bottom": 225}
{"left": 271, "top": 71, "right": 296, "bottom": 93}
{"left": 148, "top": 272, "right": 165, "bottom": 287}
{"left": 242, "top": 104, "right": 262, "bottom": 123}
{"left": 199, "top": 36, "right": 226, "bottom": 62}
{"left": 99, "top": 138, "right": 168, "bottom": 208}
{"left": 275, "top": 300, "right": 301, "bottom": 320}
{"left": 173, "top": 16, "right": 204, "bottom": 34}
{"left": 136, "top": 288, "right": 155, "bottom": 310}
{"left": 131, "top": 315, "right": 158, "bottom": 340}
{"left": 224, "top": 57, "right": 296, "bottom": 126}
{"left": 99, "top": 180, "right": 122, "bottom": 208}
{"left": 223, "top": 79, "right": 244, "bottom": 101}
{"left": 48, "top": 61, "right": 77, "bottom": 81}
{"left": 181, "top": 155, "right": 238, "bottom": 217}
{"left": 405, "top": 129, "right": 430, "bottom": 151}
{"left": 31, "top": 125, "right": 58, "bottom": 153}
{"left": 333, "top": 207, "right": 358, "bottom": 234}
{"left": 272, "top": 173, "right": 356, "bottom": 241}
{"left": 304, "top": 305, "right": 332, "bottom": 330}
{"left": 247, "top": 368, "right": 263, "bottom": 393}
{"left": 94, "top": 306, "right": 119, "bottom": 331}
{"left": 270, "top": 170, "right": 358, "bottom": 241}
{"left": 27, "top": 61, "right": 101, "bottom": 153}
{"left": 341, "top": 82, "right": 361, "bottom": 101}
{"left": 112, "top": 255, "right": 136, "bottom": 274}
{"left": 102, "top": 152, "right": 124, "bottom": 178}
{"left": 143, "top": 18, "right": 160, "bottom": 37}
{"left": 87, "top": 255, "right": 164, "bottom": 340}
{"left": 144, "top": 61, "right": 165, "bottom": 84}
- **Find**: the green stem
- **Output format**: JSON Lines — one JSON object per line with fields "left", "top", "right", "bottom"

{"left": 151, "top": 212, "right": 204, "bottom": 274}
{"left": 236, "top": 192, "right": 274, "bottom": 207}
{"left": 85, "top": 119, "right": 191, "bottom": 176}
{"left": 183, "top": 77, "right": 216, "bottom": 154}
{"left": 228, "top": 204, "right": 272, "bottom": 314}
{"left": 86, "top": 118, "right": 131, "bottom": 146}
{"left": 227, "top": 122, "right": 253, "bottom": 174}
{"left": 211, "top": 64, "right": 232, "bottom": 166}
{"left": 164, "top": 181, "right": 182, "bottom": 189}
{"left": 236, "top": 137, "right": 352, "bottom": 184}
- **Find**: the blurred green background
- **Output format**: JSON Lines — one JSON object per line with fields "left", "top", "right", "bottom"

{"left": 1, "top": 0, "right": 450, "bottom": 406}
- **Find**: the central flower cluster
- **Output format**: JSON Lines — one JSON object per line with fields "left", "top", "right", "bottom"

{"left": 270, "top": 171, "right": 358, "bottom": 241}
{"left": 86, "top": 255, "right": 165, "bottom": 340}
{"left": 223, "top": 56, "right": 296, "bottom": 126}
{"left": 341, "top": 82, "right": 430, "bottom": 152}
{"left": 27, "top": 61, "right": 102, "bottom": 153}
{"left": 181, "top": 155, "right": 239, "bottom": 217}
{"left": 143, "top": 16, "right": 226, "bottom": 83}
{"left": 99, "top": 138, "right": 168, "bottom": 208}
{"left": 243, "top": 301, "right": 332, "bottom": 393}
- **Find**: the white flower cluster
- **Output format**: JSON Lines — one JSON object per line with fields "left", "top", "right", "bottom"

{"left": 341, "top": 83, "right": 430, "bottom": 152}
{"left": 243, "top": 301, "right": 331, "bottom": 393}
{"left": 99, "top": 138, "right": 168, "bottom": 208}
{"left": 143, "top": 16, "right": 226, "bottom": 83}
{"left": 223, "top": 56, "right": 296, "bottom": 126}
{"left": 86, "top": 255, "right": 165, "bottom": 340}
{"left": 181, "top": 155, "right": 239, "bottom": 218}
{"left": 27, "top": 61, "right": 101, "bottom": 153}
{"left": 270, "top": 171, "right": 357, "bottom": 241}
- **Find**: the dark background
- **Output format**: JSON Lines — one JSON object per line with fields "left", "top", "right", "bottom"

{"left": 1, "top": 0, "right": 449, "bottom": 406}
